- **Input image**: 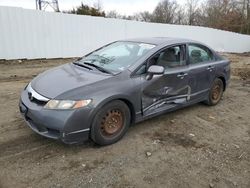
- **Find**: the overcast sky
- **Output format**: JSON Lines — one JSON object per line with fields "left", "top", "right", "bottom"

{"left": 0, "top": 0, "right": 187, "bottom": 15}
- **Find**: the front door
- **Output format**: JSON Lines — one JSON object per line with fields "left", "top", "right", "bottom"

{"left": 141, "top": 45, "right": 191, "bottom": 116}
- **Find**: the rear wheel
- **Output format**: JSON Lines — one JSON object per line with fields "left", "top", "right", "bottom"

{"left": 205, "top": 78, "right": 224, "bottom": 106}
{"left": 90, "top": 100, "right": 131, "bottom": 146}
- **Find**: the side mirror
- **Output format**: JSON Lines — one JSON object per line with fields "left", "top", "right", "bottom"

{"left": 146, "top": 65, "right": 164, "bottom": 80}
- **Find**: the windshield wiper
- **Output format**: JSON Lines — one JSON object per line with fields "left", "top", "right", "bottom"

{"left": 91, "top": 54, "right": 110, "bottom": 61}
{"left": 73, "top": 62, "right": 93, "bottom": 70}
{"left": 83, "top": 62, "right": 113, "bottom": 75}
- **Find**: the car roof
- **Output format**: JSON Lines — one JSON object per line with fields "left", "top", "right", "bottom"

{"left": 120, "top": 37, "right": 197, "bottom": 46}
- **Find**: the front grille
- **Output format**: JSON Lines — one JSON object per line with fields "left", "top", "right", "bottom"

{"left": 26, "top": 83, "right": 49, "bottom": 106}
{"left": 30, "top": 97, "right": 47, "bottom": 105}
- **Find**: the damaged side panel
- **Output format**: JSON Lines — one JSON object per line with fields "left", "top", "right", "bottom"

{"left": 141, "top": 67, "right": 191, "bottom": 116}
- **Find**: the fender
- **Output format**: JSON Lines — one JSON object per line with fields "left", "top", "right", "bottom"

{"left": 88, "top": 94, "right": 137, "bottom": 129}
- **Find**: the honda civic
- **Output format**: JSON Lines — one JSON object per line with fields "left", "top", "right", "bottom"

{"left": 19, "top": 37, "right": 230, "bottom": 145}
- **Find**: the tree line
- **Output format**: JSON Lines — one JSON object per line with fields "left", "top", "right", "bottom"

{"left": 65, "top": 0, "right": 250, "bottom": 35}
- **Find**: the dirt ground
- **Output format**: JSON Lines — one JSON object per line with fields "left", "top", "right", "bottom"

{"left": 0, "top": 54, "right": 249, "bottom": 188}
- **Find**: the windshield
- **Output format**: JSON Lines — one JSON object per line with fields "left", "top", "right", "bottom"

{"left": 76, "top": 41, "right": 156, "bottom": 74}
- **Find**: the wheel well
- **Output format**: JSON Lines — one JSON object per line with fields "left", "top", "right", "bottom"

{"left": 218, "top": 76, "right": 226, "bottom": 91}
{"left": 117, "top": 98, "right": 136, "bottom": 125}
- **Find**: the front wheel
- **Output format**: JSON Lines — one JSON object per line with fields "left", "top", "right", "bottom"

{"left": 205, "top": 78, "right": 224, "bottom": 106}
{"left": 90, "top": 100, "right": 131, "bottom": 146}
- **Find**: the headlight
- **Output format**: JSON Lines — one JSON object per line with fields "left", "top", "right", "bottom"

{"left": 44, "top": 99, "right": 92, "bottom": 109}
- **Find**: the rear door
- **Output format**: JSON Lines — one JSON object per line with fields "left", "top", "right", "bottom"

{"left": 187, "top": 44, "right": 217, "bottom": 101}
{"left": 140, "top": 45, "right": 191, "bottom": 116}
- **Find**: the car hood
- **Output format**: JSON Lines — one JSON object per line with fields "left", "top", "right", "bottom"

{"left": 31, "top": 63, "right": 111, "bottom": 99}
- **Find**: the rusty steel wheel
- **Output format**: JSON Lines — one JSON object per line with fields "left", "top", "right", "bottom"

{"left": 91, "top": 100, "right": 131, "bottom": 146}
{"left": 205, "top": 78, "right": 224, "bottom": 106}
{"left": 100, "top": 109, "right": 124, "bottom": 137}
{"left": 211, "top": 84, "right": 222, "bottom": 103}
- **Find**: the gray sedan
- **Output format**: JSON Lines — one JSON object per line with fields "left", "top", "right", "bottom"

{"left": 19, "top": 37, "right": 230, "bottom": 145}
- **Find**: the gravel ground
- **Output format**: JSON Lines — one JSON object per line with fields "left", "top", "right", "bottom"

{"left": 0, "top": 54, "right": 249, "bottom": 188}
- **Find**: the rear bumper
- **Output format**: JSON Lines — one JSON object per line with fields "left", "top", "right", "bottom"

{"left": 19, "top": 89, "right": 93, "bottom": 144}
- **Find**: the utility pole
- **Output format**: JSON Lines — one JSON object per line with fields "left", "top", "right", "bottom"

{"left": 247, "top": 0, "right": 250, "bottom": 34}
{"left": 237, "top": 0, "right": 250, "bottom": 34}
{"left": 36, "top": 0, "right": 60, "bottom": 12}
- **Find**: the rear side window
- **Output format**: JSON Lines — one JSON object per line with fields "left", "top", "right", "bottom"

{"left": 188, "top": 44, "right": 214, "bottom": 64}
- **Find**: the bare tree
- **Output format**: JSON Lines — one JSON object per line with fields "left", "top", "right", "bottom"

{"left": 151, "top": 0, "right": 178, "bottom": 23}
{"left": 202, "top": 0, "right": 243, "bottom": 32}
{"left": 102, "top": 0, "right": 250, "bottom": 34}
{"left": 138, "top": 11, "right": 153, "bottom": 22}
{"left": 93, "top": 0, "right": 102, "bottom": 11}
{"left": 106, "top": 10, "right": 122, "bottom": 19}
{"left": 237, "top": 0, "right": 250, "bottom": 33}
{"left": 186, "top": 0, "right": 200, "bottom": 25}
{"left": 242, "top": 0, "right": 250, "bottom": 33}
{"left": 175, "top": 6, "right": 187, "bottom": 25}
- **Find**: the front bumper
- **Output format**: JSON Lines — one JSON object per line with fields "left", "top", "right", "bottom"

{"left": 19, "top": 89, "right": 93, "bottom": 144}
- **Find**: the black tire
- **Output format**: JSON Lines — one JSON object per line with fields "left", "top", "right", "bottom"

{"left": 205, "top": 78, "right": 224, "bottom": 106}
{"left": 90, "top": 100, "right": 131, "bottom": 146}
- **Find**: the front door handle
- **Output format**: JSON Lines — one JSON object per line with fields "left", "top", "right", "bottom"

{"left": 177, "top": 72, "right": 188, "bottom": 79}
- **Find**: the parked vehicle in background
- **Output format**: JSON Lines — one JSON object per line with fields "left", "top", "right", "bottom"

{"left": 19, "top": 37, "right": 230, "bottom": 145}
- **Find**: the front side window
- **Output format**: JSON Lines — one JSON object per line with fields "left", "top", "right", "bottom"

{"left": 188, "top": 44, "right": 214, "bottom": 64}
{"left": 135, "top": 45, "right": 186, "bottom": 75}
{"left": 155, "top": 46, "right": 185, "bottom": 69}
{"left": 76, "top": 41, "right": 155, "bottom": 73}
{"left": 145, "top": 45, "right": 185, "bottom": 71}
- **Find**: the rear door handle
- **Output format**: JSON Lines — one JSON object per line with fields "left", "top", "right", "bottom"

{"left": 177, "top": 72, "right": 188, "bottom": 79}
{"left": 207, "top": 66, "right": 215, "bottom": 72}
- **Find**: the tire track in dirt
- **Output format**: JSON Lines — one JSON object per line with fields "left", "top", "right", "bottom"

{"left": 0, "top": 134, "right": 53, "bottom": 160}
{"left": 0, "top": 142, "right": 53, "bottom": 161}
{"left": 0, "top": 117, "right": 27, "bottom": 134}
